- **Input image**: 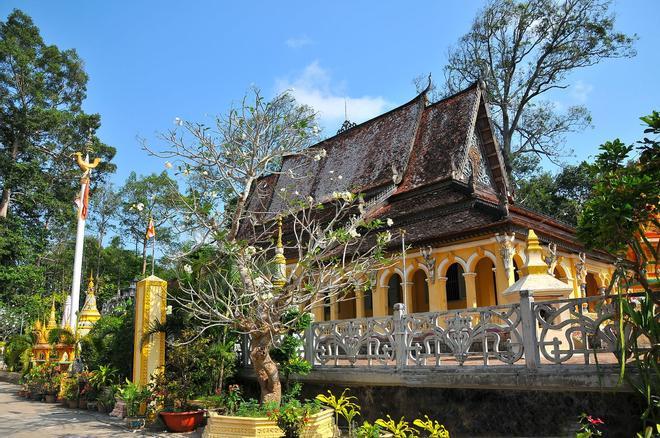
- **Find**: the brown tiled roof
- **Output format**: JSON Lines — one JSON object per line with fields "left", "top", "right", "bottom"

{"left": 268, "top": 93, "right": 426, "bottom": 213}
{"left": 243, "top": 82, "right": 613, "bottom": 262}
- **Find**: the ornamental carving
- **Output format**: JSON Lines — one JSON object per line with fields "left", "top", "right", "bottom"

{"left": 420, "top": 246, "right": 436, "bottom": 283}
{"left": 544, "top": 243, "right": 557, "bottom": 275}
{"left": 575, "top": 252, "right": 587, "bottom": 287}
{"left": 461, "top": 131, "right": 494, "bottom": 187}
{"left": 495, "top": 233, "right": 515, "bottom": 274}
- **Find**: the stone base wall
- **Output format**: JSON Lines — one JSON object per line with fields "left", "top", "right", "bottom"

{"left": 297, "top": 382, "right": 641, "bottom": 437}
{"left": 237, "top": 370, "right": 642, "bottom": 437}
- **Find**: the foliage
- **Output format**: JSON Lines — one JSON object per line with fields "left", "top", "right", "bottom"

{"left": 153, "top": 88, "right": 393, "bottom": 404}
{"left": 413, "top": 415, "right": 450, "bottom": 438}
{"left": 514, "top": 160, "right": 593, "bottom": 225}
{"left": 356, "top": 421, "right": 382, "bottom": 438}
{"left": 577, "top": 113, "right": 660, "bottom": 431}
{"left": 59, "top": 374, "right": 78, "bottom": 400}
{"left": 3, "top": 333, "right": 31, "bottom": 371}
{"left": 375, "top": 415, "right": 417, "bottom": 438}
{"left": 439, "top": 0, "right": 635, "bottom": 168}
{"left": 316, "top": 388, "right": 361, "bottom": 436}
{"left": 576, "top": 413, "right": 604, "bottom": 437}
{"left": 47, "top": 327, "right": 75, "bottom": 346}
{"left": 0, "top": 9, "right": 116, "bottom": 309}
{"left": 266, "top": 398, "right": 321, "bottom": 438}
{"left": 117, "top": 171, "right": 180, "bottom": 274}
{"left": 270, "top": 309, "right": 313, "bottom": 390}
{"left": 79, "top": 305, "right": 134, "bottom": 379}
{"left": 88, "top": 364, "right": 119, "bottom": 390}
{"left": 118, "top": 379, "right": 151, "bottom": 417}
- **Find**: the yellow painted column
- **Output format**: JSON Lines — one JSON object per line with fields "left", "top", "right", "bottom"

{"left": 373, "top": 285, "right": 388, "bottom": 316}
{"left": 355, "top": 290, "right": 365, "bottom": 318}
{"left": 428, "top": 277, "right": 447, "bottom": 312}
{"left": 311, "top": 294, "right": 324, "bottom": 322}
{"left": 463, "top": 272, "right": 478, "bottom": 308}
{"left": 402, "top": 281, "right": 414, "bottom": 312}
{"left": 330, "top": 295, "right": 338, "bottom": 320}
{"left": 133, "top": 275, "right": 167, "bottom": 387}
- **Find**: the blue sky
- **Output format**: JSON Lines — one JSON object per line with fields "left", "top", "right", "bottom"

{"left": 2, "top": 0, "right": 659, "bottom": 186}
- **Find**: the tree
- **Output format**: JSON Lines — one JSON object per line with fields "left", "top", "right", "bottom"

{"left": 148, "top": 88, "right": 392, "bottom": 404}
{"left": 88, "top": 184, "right": 121, "bottom": 276}
{"left": 0, "top": 10, "right": 115, "bottom": 309}
{"left": 514, "top": 160, "right": 593, "bottom": 225}
{"left": 0, "top": 9, "right": 115, "bottom": 219}
{"left": 118, "top": 171, "right": 179, "bottom": 275}
{"left": 440, "top": 0, "right": 635, "bottom": 171}
{"left": 577, "top": 112, "right": 659, "bottom": 430}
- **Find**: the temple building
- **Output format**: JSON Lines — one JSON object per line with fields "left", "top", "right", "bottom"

{"left": 246, "top": 82, "right": 615, "bottom": 320}
{"left": 76, "top": 274, "right": 102, "bottom": 337}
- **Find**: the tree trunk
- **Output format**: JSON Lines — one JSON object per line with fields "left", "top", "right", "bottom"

{"left": 0, "top": 138, "right": 20, "bottom": 218}
{"left": 249, "top": 332, "right": 281, "bottom": 405}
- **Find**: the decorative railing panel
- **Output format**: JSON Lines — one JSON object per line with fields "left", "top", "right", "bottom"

{"left": 237, "top": 292, "right": 656, "bottom": 371}
{"left": 533, "top": 293, "right": 647, "bottom": 366}
{"left": 311, "top": 315, "right": 396, "bottom": 367}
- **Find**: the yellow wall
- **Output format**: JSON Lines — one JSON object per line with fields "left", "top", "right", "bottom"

{"left": 324, "top": 234, "right": 614, "bottom": 319}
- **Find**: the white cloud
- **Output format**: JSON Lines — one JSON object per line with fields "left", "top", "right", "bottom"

{"left": 276, "top": 61, "right": 391, "bottom": 126}
{"left": 570, "top": 80, "right": 593, "bottom": 103}
{"left": 285, "top": 36, "right": 313, "bottom": 48}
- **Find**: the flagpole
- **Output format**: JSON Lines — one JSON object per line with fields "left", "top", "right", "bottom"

{"left": 151, "top": 233, "right": 156, "bottom": 276}
{"left": 69, "top": 176, "right": 88, "bottom": 333}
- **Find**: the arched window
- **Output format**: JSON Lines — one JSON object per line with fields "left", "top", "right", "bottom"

{"left": 411, "top": 270, "right": 429, "bottom": 313}
{"left": 387, "top": 273, "right": 403, "bottom": 314}
{"left": 338, "top": 290, "right": 357, "bottom": 319}
{"left": 446, "top": 263, "right": 466, "bottom": 303}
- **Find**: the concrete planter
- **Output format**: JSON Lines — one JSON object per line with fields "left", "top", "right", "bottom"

{"left": 203, "top": 408, "right": 334, "bottom": 438}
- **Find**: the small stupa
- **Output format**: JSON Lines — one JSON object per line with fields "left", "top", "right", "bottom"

{"left": 503, "top": 229, "right": 573, "bottom": 300}
{"left": 46, "top": 297, "right": 58, "bottom": 331}
{"left": 76, "top": 273, "right": 102, "bottom": 337}
{"left": 31, "top": 319, "right": 51, "bottom": 363}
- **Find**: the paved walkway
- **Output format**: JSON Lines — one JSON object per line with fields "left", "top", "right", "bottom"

{"left": 0, "top": 382, "right": 202, "bottom": 437}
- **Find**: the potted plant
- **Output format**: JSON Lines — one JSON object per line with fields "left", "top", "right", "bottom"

{"left": 89, "top": 365, "right": 118, "bottom": 413}
{"left": 118, "top": 380, "right": 151, "bottom": 429}
{"left": 59, "top": 374, "right": 79, "bottom": 408}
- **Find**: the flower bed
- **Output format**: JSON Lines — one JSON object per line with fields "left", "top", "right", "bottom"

{"left": 202, "top": 408, "right": 334, "bottom": 438}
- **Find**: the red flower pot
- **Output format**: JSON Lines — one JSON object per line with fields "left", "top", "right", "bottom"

{"left": 160, "top": 410, "right": 204, "bottom": 433}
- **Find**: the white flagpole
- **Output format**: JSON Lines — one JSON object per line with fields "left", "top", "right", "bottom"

{"left": 69, "top": 176, "right": 88, "bottom": 333}
{"left": 151, "top": 233, "right": 156, "bottom": 276}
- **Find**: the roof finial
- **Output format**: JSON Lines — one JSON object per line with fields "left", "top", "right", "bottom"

{"left": 337, "top": 98, "right": 357, "bottom": 134}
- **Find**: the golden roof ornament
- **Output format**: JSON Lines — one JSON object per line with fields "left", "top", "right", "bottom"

{"left": 272, "top": 216, "right": 287, "bottom": 289}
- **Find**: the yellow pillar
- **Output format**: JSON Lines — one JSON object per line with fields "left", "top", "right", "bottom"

{"left": 311, "top": 294, "right": 324, "bottom": 322}
{"left": 402, "top": 281, "right": 414, "bottom": 312}
{"left": 463, "top": 272, "right": 477, "bottom": 308}
{"left": 355, "top": 290, "right": 365, "bottom": 318}
{"left": 330, "top": 295, "right": 338, "bottom": 320}
{"left": 373, "top": 284, "right": 388, "bottom": 316}
{"left": 428, "top": 277, "right": 447, "bottom": 312}
{"left": 133, "top": 275, "right": 167, "bottom": 387}
{"left": 494, "top": 260, "right": 509, "bottom": 304}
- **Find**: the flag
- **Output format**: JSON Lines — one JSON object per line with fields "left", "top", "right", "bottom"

{"left": 80, "top": 181, "right": 90, "bottom": 219}
{"left": 146, "top": 218, "right": 156, "bottom": 239}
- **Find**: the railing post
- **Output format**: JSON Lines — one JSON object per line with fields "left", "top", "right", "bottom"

{"left": 519, "top": 290, "right": 539, "bottom": 370}
{"left": 304, "top": 324, "right": 315, "bottom": 366}
{"left": 393, "top": 303, "right": 407, "bottom": 370}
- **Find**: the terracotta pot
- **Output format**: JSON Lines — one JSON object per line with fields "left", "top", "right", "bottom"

{"left": 44, "top": 394, "right": 57, "bottom": 403}
{"left": 66, "top": 399, "right": 78, "bottom": 409}
{"left": 160, "top": 411, "right": 203, "bottom": 433}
